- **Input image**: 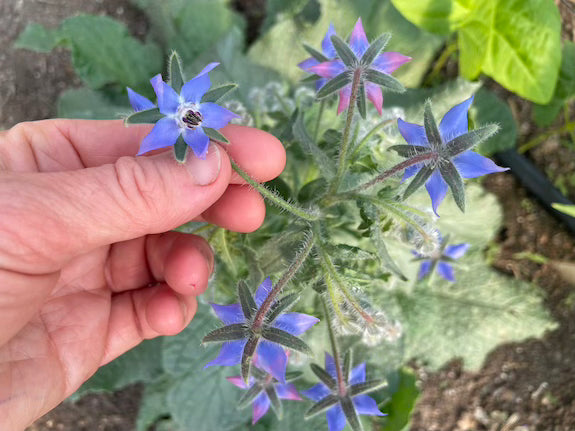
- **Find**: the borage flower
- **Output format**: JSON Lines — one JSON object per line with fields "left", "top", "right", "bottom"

{"left": 304, "top": 18, "right": 410, "bottom": 115}
{"left": 227, "top": 368, "right": 302, "bottom": 424}
{"left": 203, "top": 277, "right": 319, "bottom": 383}
{"left": 298, "top": 23, "right": 337, "bottom": 91}
{"left": 413, "top": 239, "right": 470, "bottom": 282}
{"left": 303, "top": 352, "right": 386, "bottom": 431}
{"left": 390, "top": 96, "right": 508, "bottom": 215}
{"left": 128, "top": 62, "right": 238, "bottom": 159}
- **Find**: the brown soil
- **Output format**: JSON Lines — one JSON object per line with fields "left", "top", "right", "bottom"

{"left": 1, "top": 1, "right": 574, "bottom": 431}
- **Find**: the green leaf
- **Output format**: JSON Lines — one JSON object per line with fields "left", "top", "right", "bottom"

{"left": 14, "top": 23, "right": 61, "bottom": 52}
{"left": 168, "top": 51, "right": 185, "bottom": 91}
{"left": 293, "top": 114, "right": 336, "bottom": 179}
{"left": 390, "top": 0, "right": 469, "bottom": 35}
{"left": 204, "top": 127, "right": 230, "bottom": 144}
{"left": 125, "top": 108, "right": 164, "bottom": 125}
{"left": 380, "top": 368, "right": 420, "bottom": 431}
{"left": 364, "top": 69, "right": 406, "bottom": 93}
{"left": 370, "top": 211, "right": 408, "bottom": 281}
{"left": 316, "top": 72, "right": 351, "bottom": 99}
{"left": 201, "top": 83, "right": 238, "bottom": 103}
{"left": 361, "top": 33, "right": 391, "bottom": 66}
{"left": 136, "top": 376, "right": 174, "bottom": 431}
{"left": 470, "top": 88, "right": 517, "bottom": 155}
{"left": 331, "top": 34, "right": 358, "bottom": 67}
{"left": 57, "top": 87, "right": 128, "bottom": 120}
{"left": 265, "top": 401, "right": 328, "bottom": 430}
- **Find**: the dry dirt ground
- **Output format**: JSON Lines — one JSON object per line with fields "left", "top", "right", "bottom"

{"left": 1, "top": 1, "right": 575, "bottom": 431}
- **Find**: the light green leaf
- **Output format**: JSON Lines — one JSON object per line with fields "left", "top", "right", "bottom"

{"left": 553, "top": 203, "right": 575, "bottom": 218}
{"left": 470, "top": 87, "right": 517, "bottom": 155}
{"left": 262, "top": 401, "right": 328, "bottom": 430}
{"left": 390, "top": 0, "right": 471, "bottom": 35}
{"left": 57, "top": 87, "right": 129, "bottom": 120}
{"left": 14, "top": 23, "right": 61, "bottom": 52}
{"left": 381, "top": 368, "right": 420, "bottom": 431}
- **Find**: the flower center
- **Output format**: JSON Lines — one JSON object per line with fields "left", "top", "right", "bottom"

{"left": 182, "top": 109, "right": 203, "bottom": 129}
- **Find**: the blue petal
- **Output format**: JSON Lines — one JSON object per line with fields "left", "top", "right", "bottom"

{"left": 255, "top": 277, "right": 273, "bottom": 307}
{"left": 425, "top": 169, "right": 448, "bottom": 216}
{"left": 273, "top": 313, "right": 319, "bottom": 335}
{"left": 437, "top": 262, "right": 455, "bottom": 282}
{"left": 211, "top": 303, "right": 244, "bottom": 325}
{"left": 401, "top": 164, "right": 421, "bottom": 183}
{"left": 127, "top": 87, "right": 155, "bottom": 112}
{"left": 322, "top": 23, "right": 337, "bottom": 58}
{"left": 439, "top": 96, "right": 474, "bottom": 142}
{"left": 309, "top": 60, "right": 346, "bottom": 79}
{"left": 397, "top": 118, "right": 428, "bottom": 147}
{"left": 255, "top": 340, "right": 287, "bottom": 383}
{"left": 298, "top": 57, "right": 319, "bottom": 72}
{"left": 372, "top": 52, "right": 411, "bottom": 74}
{"left": 326, "top": 404, "right": 347, "bottom": 431}
{"left": 252, "top": 392, "right": 271, "bottom": 424}
{"left": 138, "top": 117, "right": 180, "bottom": 155}
{"left": 204, "top": 340, "right": 246, "bottom": 368}
{"left": 349, "top": 18, "right": 369, "bottom": 57}
{"left": 150, "top": 74, "right": 180, "bottom": 115}
{"left": 350, "top": 363, "right": 366, "bottom": 385}
{"left": 181, "top": 74, "right": 211, "bottom": 104}
{"left": 276, "top": 383, "right": 302, "bottom": 400}
{"left": 325, "top": 353, "right": 337, "bottom": 378}
{"left": 316, "top": 78, "right": 328, "bottom": 91}
{"left": 197, "top": 62, "right": 219, "bottom": 77}
{"left": 183, "top": 127, "right": 210, "bottom": 159}
{"left": 444, "top": 243, "right": 470, "bottom": 259}
{"left": 301, "top": 383, "right": 331, "bottom": 402}
{"left": 418, "top": 260, "right": 432, "bottom": 280}
{"left": 200, "top": 103, "right": 239, "bottom": 129}
{"left": 452, "top": 150, "right": 509, "bottom": 179}
{"left": 353, "top": 395, "right": 385, "bottom": 416}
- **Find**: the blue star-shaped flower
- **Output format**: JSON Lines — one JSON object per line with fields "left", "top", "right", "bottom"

{"left": 414, "top": 241, "right": 470, "bottom": 282}
{"left": 392, "top": 96, "right": 508, "bottom": 215}
{"left": 298, "top": 23, "right": 338, "bottom": 91}
{"left": 127, "top": 62, "right": 238, "bottom": 159}
{"left": 204, "top": 277, "right": 319, "bottom": 383}
{"left": 302, "top": 353, "right": 385, "bottom": 431}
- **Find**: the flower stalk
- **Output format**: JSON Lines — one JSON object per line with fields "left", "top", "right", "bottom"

{"left": 322, "top": 297, "right": 346, "bottom": 396}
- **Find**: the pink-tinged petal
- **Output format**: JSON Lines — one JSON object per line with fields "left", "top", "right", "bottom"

{"left": 127, "top": 87, "right": 155, "bottom": 112}
{"left": 444, "top": 243, "right": 470, "bottom": 259}
{"left": 418, "top": 260, "right": 432, "bottom": 280}
{"left": 200, "top": 102, "right": 239, "bottom": 129}
{"left": 255, "top": 341, "right": 287, "bottom": 383}
{"left": 337, "top": 85, "right": 352, "bottom": 115}
{"left": 325, "top": 353, "right": 337, "bottom": 378}
{"left": 322, "top": 23, "right": 337, "bottom": 58}
{"left": 425, "top": 170, "right": 448, "bottom": 216}
{"left": 211, "top": 303, "right": 244, "bottom": 325}
{"left": 226, "top": 375, "right": 250, "bottom": 389}
{"left": 437, "top": 262, "right": 456, "bottom": 282}
{"left": 452, "top": 150, "right": 509, "bottom": 179}
{"left": 197, "top": 62, "right": 219, "bottom": 77}
{"left": 273, "top": 313, "right": 320, "bottom": 335}
{"left": 401, "top": 165, "right": 421, "bottom": 183}
{"left": 137, "top": 117, "right": 180, "bottom": 155}
{"left": 298, "top": 57, "right": 319, "bottom": 72}
{"left": 301, "top": 383, "right": 331, "bottom": 402}
{"left": 252, "top": 392, "right": 271, "bottom": 424}
{"left": 439, "top": 96, "right": 474, "bottom": 142}
{"left": 183, "top": 127, "right": 210, "bottom": 159}
{"left": 373, "top": 52, "right": 411, "bottom": 74}
{"left": 204, "top": 340, "right": 246, "bottom": 368}
{"left": 150, "top": 74, "right": 180, "bottom": 115}
{"left": 353, "top": 394, "right": 385, "bottom": 416}
{"left": 255, "top": 277, "right": 273, "bottom": 307}
{"left": 309, "top": 60, "right": 346, "bottom": 78}
{"left": 397, "top": 118, "right": 428, "bottom": 146}
{"left": 276, "top": 383, "right": 302, "bottom": 401}
{"left": 365, "top": 82, "right": 383, "bottom": 115}
{"left": 181, "top": 73, "right": 211, "bottom": 105}
{"left": 327, "top": 404, "right": 347, "bottom": 431}
{"left": 349, "top": 17, "right": 369, "bottom": 57}
{"left": 350, "top": 363, "right": 366, "bottom": 385}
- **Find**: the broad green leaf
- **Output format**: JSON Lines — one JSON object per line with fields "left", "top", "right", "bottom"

{"left": 14, "top": 23, "right": 61, "bottom": 52}
{"left": 470, "top": 87, "right": 516, "bottom": 155}
{"left": 390, "top": 0, "right": 471, "bottom": 35}
{"left": 260, "top": 401, "right": 328, "bottom": 430}
{"left": 57, "top": 88, "right": 129, "bottom": 120}
{"left": 136, "top": 376, "right": 174, "bottom": 431}
{"left": 381, "top": 368, "right": 420, "bottom": 431}
{"left": 293, "top": 114, "right": 336, "bottom": 179}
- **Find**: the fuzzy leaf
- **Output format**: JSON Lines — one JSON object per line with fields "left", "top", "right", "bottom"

{"left": 380, "top": 368, "right": 420, "bottom": 431}
{"left": 136, "top": 376, "right": 173, "bottom": 431}
{"left": 403, "top": 165, "right": 433, "bottom": 200}
{"left": 57, "top": 87, "right": 128, "bottom": 120}
{"left": 125, "top": 108, "right": 164, "bottom": 125}
{"left": 303, "top": 43, "right": 330, "bottom": 62}
{"left": 266, "top": 293, "right": 301, "bottom": 324}
{"left": 316, "top": 72, "right": 351, "bottom": 99}
{"left": 201, "top": 83, "right": 238, "bottom": 103}
{"left": 14, "top": 23, "right": 61, "bottom": 52}
{"left": 341, "top": 396, "right": 363, "bottom": 431}
{"left": 364, "top": 69, "right": 405, "bottom": 93}
{"left": 371, "top": 214, "right": 408, "bottom": 281}
{"left": 438, "top": 161, "right": 465, "bottom": 212}
{"left": 237, "top": 280, "right": 257, "bottom": 320}
{"left": 261, "top": 327, "right": 313, "bottom": 355}
{"left": 423, "top": 100, "right": 441, "bottom": 149}
{"left": 202, "top": 323, "right": 249, "bottom": 343}
{"left": 266, "top": 386, "right": 283, "bottom": 418}
{"left": 168, "top": 51, "right": 185, "bottom": 92}
{"left": 330, "top": 34, "right": 358, "bottom": 67}
{"left": 444, "top": 124, "right": 499, "bottom": 157}
{"left": 204, "top": 127, "right": 230, "bottom": 144}
{"left": 237, "top": 384, "right": 264, "bottom": 409}
{"left": 241, "top": 337, "right": 259, "bottom": 383}
{"left": 388, "top": 144, "right": 431, "bottom": 157}
{"left": 361, "top": 33, "right": 391, "bottom": 66}
{"left": 293, "top": 114, "right": 336, "bottom": 179}
{"left": 310, "top": 363, "right": 337, "bottom": 389}
{"left": 305, "top": 395, "right": 340, "bottom": 418}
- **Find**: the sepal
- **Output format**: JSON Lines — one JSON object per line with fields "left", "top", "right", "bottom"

{"left": 423, "top": 101, "right": 442, "bottom": 150}
{"left": 310, "top": 363, "right": 337, "bottom": 389}
{"left": 201, "top": 83, "right": 237, "bottom": 103}
{"left": 316, "top": 72, "right": 351, "bottom": 99}
{"left": 237, "top": 384, "right": 263, "bottom": 408}
{"left": 265, "top": 293, "right": 300, "bottom": 324}
{"left": 388, "top": 144, "right": 431, "bottom": 157}
{"left": 403, "top": 165, "right": 434, "bottom": 200}
{"left": 204, "top": 127, "right": 230, "bottom": 144}
{"left": 349, "top": 379, "right": 388, "bottom": 396}
{"left": 237, "top": 280, "right": 257, "bottom": 320}
{"left": 444, "top": 124, "right": 500, "bottom": 157}
{"left": 303, "top": 43, "right": 330, "bottom": 62}
{"left": 330, "top": 35, "right": 358, "bottom": 67}
{"left": 360, "top": 33, "right": 391, "bottom": 66}
{"left": 168, "top": 51, "right": 185, "bottom": 92}
{"left": 341, "top": 396, "right": 362, "bottom": 431}
{"left": 202, "top": 323, "right": 249, "bottom": 343}
{"left": 438, "top": 161, "right": 466, "bottom": 212}
{"left": 261, "top": 327, "right": 313, "bottom": 355}
{"left": 305, "top": 395, "right": 340, "bottom": 418}
{"left": 364, "top": 69, "right": 405, "bottom": 93}
{"left": 174, "top": 135, "right": 188, "bottom": 163}
{"left": 125, "top": 107, "right": 164, "bottom": 124}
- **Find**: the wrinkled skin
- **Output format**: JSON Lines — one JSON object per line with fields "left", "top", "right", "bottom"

{"left": 0, "top": 120, "right": 285, "bottom": 431}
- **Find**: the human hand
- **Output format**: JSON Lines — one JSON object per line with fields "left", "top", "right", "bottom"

{"left": 0, "top": 119, "right": 285, "bottom": 431}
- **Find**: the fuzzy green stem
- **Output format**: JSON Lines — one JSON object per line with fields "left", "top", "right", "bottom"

{"left": 252, "top": 233, "right": 315, "bottom": 329}
{"left": 314, "top": 100, "right": 326, "bottom": 142}
{"left": 424, "top": 39, "right": 457, "bottom": 86}
{"left": 331, "top": 68, "right": 363, "bottom": 193}
{"left": 350, "top": 119, "right": 394, "bottom": 161}
{"left": 321, "top": 296, "right": 347, "bottom": 396}
{"left": 518, "top": 120, "right": 575, "bottom": 153}
{"left": 231, "top": 159, "right": 319, "bottom": 222}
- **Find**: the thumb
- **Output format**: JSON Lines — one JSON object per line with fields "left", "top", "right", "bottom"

{"left": 0, "top": 144, "right": 230, "bottom": 274}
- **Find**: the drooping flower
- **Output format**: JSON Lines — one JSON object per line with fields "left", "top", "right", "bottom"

{"left": 302, "top": 352, "right": 386, "bottom": 431}
{"left": 302, "top": 18, "right": 411, "bottom": 115}
{"left": 390, "top": 96, "right": 508, "bottom": 216}
{"left": 413, "top": 239, "right": 470, "bottom": 282}
{"left": 227, "top": 368, "right": 302, "bottom": 424}
{"left": 204, "top": 277, "right": 319, "bottom": 383}
{"left": 128, "top": 62, "right": 239, "bottom": 159}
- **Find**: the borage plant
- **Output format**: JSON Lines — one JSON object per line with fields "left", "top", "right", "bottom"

{"left": 125, "top": 18, "right": 507, "bottom": 431}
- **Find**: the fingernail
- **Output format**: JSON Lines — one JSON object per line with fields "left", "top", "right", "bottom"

{"left": 186, "top": 144, "right": 221, "bottom": 185}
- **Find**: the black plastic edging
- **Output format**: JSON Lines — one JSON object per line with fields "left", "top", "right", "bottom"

{"left": 494, "top": 150, "right": 575, "bottom": 236}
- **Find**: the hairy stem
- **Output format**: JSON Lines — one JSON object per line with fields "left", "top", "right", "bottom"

{"left": 331, "top": 68, "right": 363, "bottom": 193}
{"left": 322, "top": 297, "right": 347, "bottom": 396}
{"left": 231, "top": 159, "right": 319, "bottom": 222}
{"left": 350, "top": 119, "right": 394, "bottom": 161}
{"left": 314, "top": 100, "right": 326, "bottom": 142}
